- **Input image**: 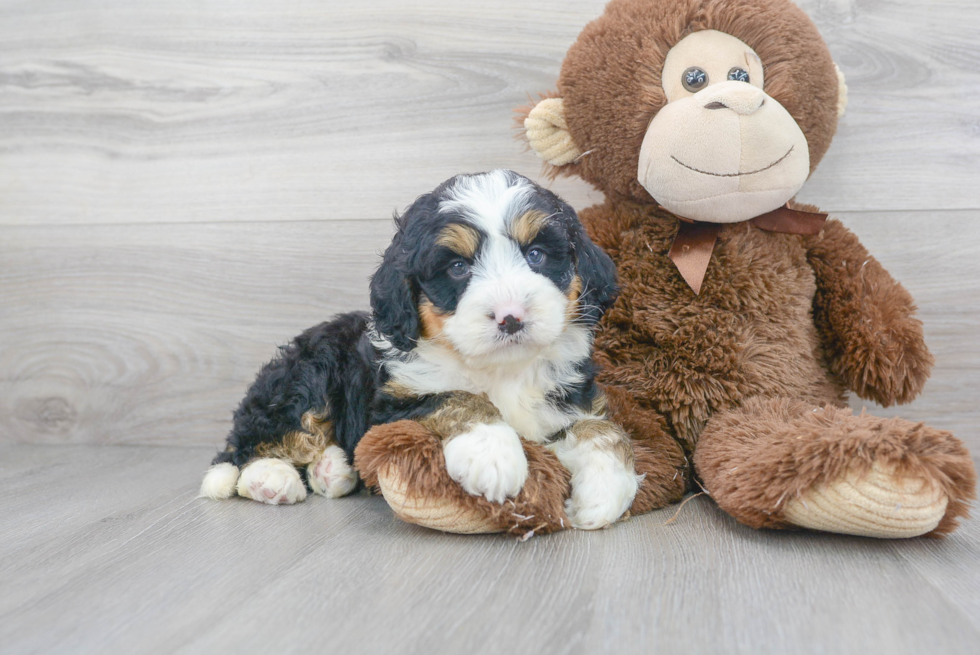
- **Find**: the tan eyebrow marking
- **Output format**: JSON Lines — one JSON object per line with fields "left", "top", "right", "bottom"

{"left": 435, "top": 223, "right": 481, "bottom": 259}
{"left": 510, "top": 210, "right": 550, "bottom": 246}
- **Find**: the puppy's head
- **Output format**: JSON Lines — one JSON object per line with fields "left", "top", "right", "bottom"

{"left": 370, "top": 170, "right": 617, "bottom": 363}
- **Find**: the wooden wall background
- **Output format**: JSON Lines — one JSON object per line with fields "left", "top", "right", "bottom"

{"left": 1, "top": 0, "right": 978, "bottom": 453}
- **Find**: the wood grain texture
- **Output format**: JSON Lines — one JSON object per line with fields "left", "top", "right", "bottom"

{"left": 2, "top": 211, "right": 977, "bottom": 452}
{"left": 0, "top": 220, "right": 391, "bottom": 448}
{"left": 2, "top": 2, "right": 978, "bottom": 653}
{"left": 0, "top": 445, "right": 977, "bottom": 654}
{"left": 1, "top": 0, "right": 978, "bottom": 228}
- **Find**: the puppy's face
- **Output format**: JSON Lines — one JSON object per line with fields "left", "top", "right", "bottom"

{"left": 371, "top": 171, "right": 617, "bottom": 364}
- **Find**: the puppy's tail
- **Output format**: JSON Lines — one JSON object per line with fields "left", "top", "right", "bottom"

{"left": 199, "top": 462, "right": 241, "bottom": 500}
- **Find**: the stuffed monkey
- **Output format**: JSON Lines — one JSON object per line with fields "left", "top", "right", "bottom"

{"left": 357, "top": 0, "right": 975, "bottom": 537}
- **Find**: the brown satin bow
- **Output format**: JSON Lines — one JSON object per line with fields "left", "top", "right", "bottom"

{"left": 666, "top": 204, "right": 828, "bottom": 294}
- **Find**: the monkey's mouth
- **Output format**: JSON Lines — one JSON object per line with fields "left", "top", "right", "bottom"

{"left": 671, "top": 146, "right": 794, "bottom": 178}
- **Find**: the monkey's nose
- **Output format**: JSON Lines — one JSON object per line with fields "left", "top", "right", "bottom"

{"left": 698, "top": 81, "right": 766, "bottom": 115}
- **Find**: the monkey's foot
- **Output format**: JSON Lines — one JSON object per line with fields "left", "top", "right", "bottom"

{"left": 783, "top": 461, "right": 948, "bottom": 538}
{"left": 695, "top": 397, "right": 976, "bottom": 537}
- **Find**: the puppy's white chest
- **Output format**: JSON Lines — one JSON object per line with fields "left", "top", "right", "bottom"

{"left": 387, "top": 352, "right": 578, "bottom": 443}
{"left": 484, "top": 380, "right": 569, "bottom": 443}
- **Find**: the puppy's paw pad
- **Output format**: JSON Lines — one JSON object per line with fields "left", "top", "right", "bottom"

{"left": 307, "top": 445, "right": 358, "bottom": 498}
{"left": 237, "top": 458, "right": 307, "bottom": 505}
{"left": 444, "top": 424, "right": 528, "bottom": 504}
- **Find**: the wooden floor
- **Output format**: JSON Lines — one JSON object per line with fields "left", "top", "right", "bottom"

{"left": 2, "top": 0, "right": 979, "bottom": 652}
{"left": 1, "top": 445, "right": 977, "bottom": 654}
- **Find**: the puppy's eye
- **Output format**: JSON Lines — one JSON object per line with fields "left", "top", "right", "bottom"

{"left": 525, "top": 247, "right": 546, "bottom": 266}
{"left": 728, "top": 67, "right": 750, "bottom": 83}
{"left": 682, "top": 67, "right": 708, "bottom": 92}
{"left": 447, "top": 260, "right": 470, "bottom": 279}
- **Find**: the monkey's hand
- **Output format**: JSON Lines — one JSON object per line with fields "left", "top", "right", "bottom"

{"left": 805, "top": 218, "right": 933, "bottom": 407}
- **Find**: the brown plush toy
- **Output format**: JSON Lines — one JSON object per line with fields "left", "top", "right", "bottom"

{"left": 356, "top": 0, "right": 976, "bottom": 538}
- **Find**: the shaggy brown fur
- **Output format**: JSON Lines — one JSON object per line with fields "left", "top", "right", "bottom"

{"left": 560, "top": 0, "right": 974, "bottom": 536}
{"left": 355, "top": 420, "right": 571, "bottom": 536}
{"left": 805, "top": 218, "right": 934, "bottom": 406}
{"left": 357, "top": 0, "right": 974, "bottom": 537}
{"left": 356, "top": 418, "right": 700, "bottom": 532}
{"left": 589, "top": 200, "right": 848, "bottom": 448}
{"left": 694, "top": 398, "right": 976, "bottom": 535}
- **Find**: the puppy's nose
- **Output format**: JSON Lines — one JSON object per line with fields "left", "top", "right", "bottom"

{"left": 492, "top": 303, "right": 525, "bottom": 335}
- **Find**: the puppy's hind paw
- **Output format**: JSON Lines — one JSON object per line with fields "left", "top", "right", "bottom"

{"left": 200, "top": 462, "right": 240, "bottom": 500}
{"left": 237, "top": 458, "right": 307, "bottom": 505}
{"left": 307, "top": 445, "right": 358, "bottom": 498}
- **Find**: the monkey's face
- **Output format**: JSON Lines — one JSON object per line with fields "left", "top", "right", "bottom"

{"left": 637, "top": 30, "right": 811, "bottom": 223}
{"left": 523, "top": 0, "right": 844, "bottom": 211}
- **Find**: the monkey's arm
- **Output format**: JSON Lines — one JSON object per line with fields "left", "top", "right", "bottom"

{"left": 805, "top": 218, "right": 933, "bottom": 407}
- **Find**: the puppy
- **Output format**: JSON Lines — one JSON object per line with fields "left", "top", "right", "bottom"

{"left": 200, "top": 170, "right": 640, "bottom": 529}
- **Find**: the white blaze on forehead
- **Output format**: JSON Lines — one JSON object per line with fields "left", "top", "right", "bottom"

{"left": 438, "top": 170, "right": 535, "bottom": 237}
{"left": 438, "top": 169, "right": 541, "bottom": 293}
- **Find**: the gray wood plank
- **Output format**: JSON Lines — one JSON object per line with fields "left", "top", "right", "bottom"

{"left": 2, "top": 210, "right": 977, "bottom": 450}
{"left": 0, "top": 219, "right": 390, "bottom": 448}
{"left": 1, "top": 2, "right": 977, "bottom": 653}
{"left": 796, "top": 0, "right": 980, "bottom": 212}
{"left": 0, "top": 445, "right": 977, "bottom": 654}
{"left": 1, "top": 0, "right": 977, "bottom": 229}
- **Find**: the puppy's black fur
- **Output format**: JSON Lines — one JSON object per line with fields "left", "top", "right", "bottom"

{"left": 212, "top": 312, "right": 378, "bottom": 470}
{"left": 209, "top": 171, "right": 618, "bottom": 491}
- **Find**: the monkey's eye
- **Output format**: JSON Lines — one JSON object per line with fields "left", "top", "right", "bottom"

{"left": 682, "top": 67, "right": 708, "bottom": 92}
{"left": 525, "top": 247, "right": 546, "bottom": 267}
{"left": 728, "top": 67, "right": 750, "bottom": 83}
{"left": 447, "top": 260, "right": 470, "bottom": 279}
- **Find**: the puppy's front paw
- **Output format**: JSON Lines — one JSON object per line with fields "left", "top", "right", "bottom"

{"left": 237, "top": 458, "right": 307, "bottom": 505}
{"left": 307, "top": 445, "right": 358, "bottom": 498}
{"left": 444, "top": 423, "right": 528, "bottom": 504}
{"left": 566, "top": 457, "right": 640, "bottom": 530}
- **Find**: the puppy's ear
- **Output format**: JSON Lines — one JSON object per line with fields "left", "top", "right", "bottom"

{"left": 370, "top": 216, "right": 420, "bottom": 352}
{"left": 570, "top": 211, "right": 618, "bottom": 325}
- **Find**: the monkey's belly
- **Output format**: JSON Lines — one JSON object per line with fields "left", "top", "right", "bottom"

{"left": 596, "top": 221, "right": 843, "bottom": 450}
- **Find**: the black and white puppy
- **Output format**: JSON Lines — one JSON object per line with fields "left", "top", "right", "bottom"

{"left": 200, "top": 170, "right": 640, "bottom": 528}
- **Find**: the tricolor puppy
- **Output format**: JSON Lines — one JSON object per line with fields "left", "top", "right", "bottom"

{"left": 200, "top": 170, "right": 640, "bottom": 529}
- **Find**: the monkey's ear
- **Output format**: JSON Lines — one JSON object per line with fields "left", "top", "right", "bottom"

{"left": 524, "top": 97, "right": 583, "bottom": 167}
{"left": 834, "top": 63, "right": 848, "bottom": 118}
{"left": 369, "top": 222, "right": 420, "bottom": 352}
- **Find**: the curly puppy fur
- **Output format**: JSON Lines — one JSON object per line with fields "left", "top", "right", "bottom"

{"left": 204, "top": 171, "right": 645, "bottom": 529}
